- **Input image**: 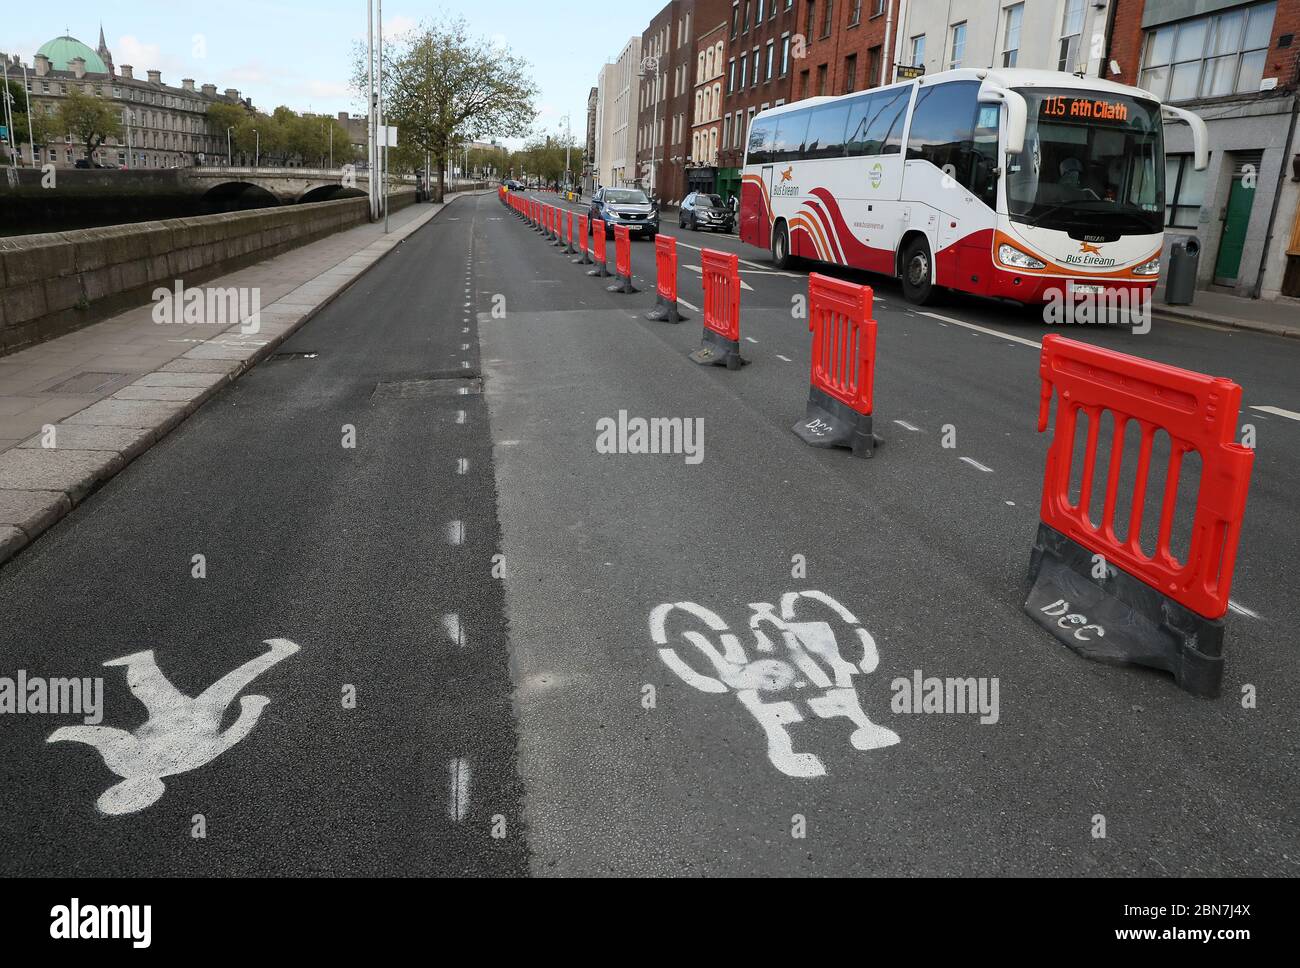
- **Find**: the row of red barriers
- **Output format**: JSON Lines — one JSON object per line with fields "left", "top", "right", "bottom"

{"left": 503, "top": 189, "right": 1255, "bottom": 695}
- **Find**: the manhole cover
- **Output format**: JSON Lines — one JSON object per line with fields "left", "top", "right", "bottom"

{"left": 372, "top": 377, "right": 483, "bottom": 400}
{"left": 44, "top": 372, "right": 128, "bottom": 395}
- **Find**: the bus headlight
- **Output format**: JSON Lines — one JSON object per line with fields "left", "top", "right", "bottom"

{"left": 1133, "top": 256, "right": 1162, "bottom": 276}
{"left": 998, "top": 243, "right": 1046, "bottom": 270}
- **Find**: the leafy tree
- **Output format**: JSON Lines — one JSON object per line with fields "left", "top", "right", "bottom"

{"left": 57, "top": 87, "right": 122, "bottom": 163}
{"left": 355, "top": 15, "right": 536, "bottom": 199}
{"left": 3, "top": 79, "right": 55, "bottom": 164}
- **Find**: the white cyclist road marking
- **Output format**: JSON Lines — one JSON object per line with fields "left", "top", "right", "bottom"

{"left": 893, "top": 420, "right": 922, "bottom": 432}
{"left": 918, "top": 311, "right": 1043, "bottom": 349}
{"left": 448, "top": 758, "right": 471, "bottom": 821}
{"left": 1250, "top": 405, "right": 1300, "bottom": 422}
{"left": 47, "top": 638, "right": 301, "bottom": 816}
{"left": 960, "top": 457, "right": 995, "bottom": 472}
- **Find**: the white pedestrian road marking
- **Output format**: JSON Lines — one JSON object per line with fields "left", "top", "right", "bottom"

{"left": 961, "top": 457, "right": 994, "bottom": 473}
{"left": 47, "top": 639, "right": 301, "bottom": 816}
{"left": 1251, "top": 405, "right": 1300, "bottom": 422}
{"left": 648, "top": 592, "right": 899, "bottom": 779}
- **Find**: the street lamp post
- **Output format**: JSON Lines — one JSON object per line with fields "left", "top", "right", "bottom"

{"left": 638, "top": 54, "right": 661, "bottom": 200}
{"left": 226, "top": 126, "right": 233, "bottom": 166}
{"left": 253, "top": 128, "right": 259, "bottom": 168}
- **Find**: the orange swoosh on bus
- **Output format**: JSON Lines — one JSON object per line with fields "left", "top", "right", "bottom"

{"left": 781, "top": 166, "right": 793, "bottom": 181}
{"left": 1079, "top": 241, "right": 1102, "bottom": 254}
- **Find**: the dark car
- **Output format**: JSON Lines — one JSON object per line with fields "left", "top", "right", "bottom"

{"left": 504, "top": 179, "right": 523, "bottom": 191}
{"left": 589, "top": 187, "right": 658, "bottom": 239}
{"left": 679, "top": 192, "right": 734, "bottom": 233}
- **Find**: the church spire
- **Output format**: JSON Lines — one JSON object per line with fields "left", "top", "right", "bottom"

{"left": 96, "top": 22, "right": 114, "bottom": 76}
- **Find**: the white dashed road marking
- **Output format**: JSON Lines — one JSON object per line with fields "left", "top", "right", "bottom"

{"left": 1228, "top": 600, "right": 1262, "bottom": 619}
{"left": 893, "top": 419, "right": 922, "bottom": 432}
{"left": 960, "top": 457, "right": 994, "bottom": 473}
{"left": 918, "top": 311, "right": 1043, "bottom": 349}
{"left": 1250, "top": 405, "right": 1300, "bottom": 422}
{"left": 776, "top": 354, "right": 793, "bottom": 362}
{"left": 448, "top": 758, "right": 471, "bottom": 822}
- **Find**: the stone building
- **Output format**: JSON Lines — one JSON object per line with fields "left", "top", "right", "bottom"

{"left": 2, "top": 28, "right": 248, "bottom": 169}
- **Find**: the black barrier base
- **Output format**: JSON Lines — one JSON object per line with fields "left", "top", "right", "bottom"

{"left": 792, "top": 386, "right": 878, "bottom": 458}
{"left": 587, "top": 263, "right": 610, "bottom": 278}
{"left": 607, "top": 273, "right": 638, "bottom": 294}
{"left": 646, "top": 296, "right": 684, "bottom": 323}
{"left": 1024, "top": 523, "right": 1225, "bottom": 698}
{"left": 572, "top": 251, "right": 592, "bottom": 265}
{"left": 689, "top": 328, "right": 747, "bottom": 370}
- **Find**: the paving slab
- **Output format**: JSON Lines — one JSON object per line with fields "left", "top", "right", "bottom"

{"left": 62, "top": 398, "right": 188, "bottom": 430}
{"left": 112, "top": 384, "right": 210, "bottom": 403}
{"left": 18, "top": 424, "right": 155, "bottom": 459}
{"left": 0, "top": 448, "right": 121, "bottom": 501}
{"left": 0, "top": 489, "right": 70, "bottom": 535}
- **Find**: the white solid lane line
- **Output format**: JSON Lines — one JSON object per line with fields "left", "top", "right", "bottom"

{"left": 684, "top": 265, "right": 754, "bottom": 290}
{"left": 1228, "top": 600, "right": 1262, "bottom": 619}
{"left": 678, "top": 298, "right": 701, "bottom": 312}
{"left": 918, "top": 310, "right": 1043, "bottom": 349}
{"left": 960, "top": 456, "right": 995, "bottom": 472}
{"left": 672, "top": 239, "right": 802, "bottom": 276}
{"left": 1250, "top": 405, "right": 1300, "bottom": 422}
{"left": 448, "top": 758, "right": 471, "bottom": 822}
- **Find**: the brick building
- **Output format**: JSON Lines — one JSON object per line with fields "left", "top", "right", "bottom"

{"left": 688, "top": 15, "right": 730, "bottom": 194}
{"left": 794, "top": 0, "right": 895, "bottom": 101}
{"left": 716, "top": 0, "right": 800, "bottom": 204}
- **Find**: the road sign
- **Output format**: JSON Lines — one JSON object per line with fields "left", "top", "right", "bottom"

{"left": 896, "top": 65, "right": 925, "bottom": 80}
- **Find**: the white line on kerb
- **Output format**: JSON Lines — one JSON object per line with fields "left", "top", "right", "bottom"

{"left": 448, "top": 758, "right": 471, "bottom": 822}
{"left": 456, "top": 458, "right": 469, "bottom": 475}
{"left": 447, "top": 520, "right": 465, "bottom": 546}
{"left": 1228, "top": 600, "right": 1262, "bottom": 619}
{"left": 918, "top": 311, "right": 1043, "bottom": 349}
{"left": 1251, "top": 405, "right": 1300, "bottom": 422}
{"left": 960, "top": 456, "right": 994, "bottom": 473}
{"left": 893, "top": 419, "right": 922, "bottom": 432}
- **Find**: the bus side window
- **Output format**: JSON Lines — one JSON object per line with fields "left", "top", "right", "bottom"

{"left": 772, "top": 109, "right": 811, "bottom": 163}
{"left": 844, "top": 93, "right": 876, "bottom": 157}
{"left": 905, "top": 81, "right": 995, "bottom": 206}
{"left": 747, "top": 118, "right": 775, "bottom": 165}
{"left": 874, "top": 90, "right": 909, "bottom": 155}
{"left": 804, "top": 103, "right": 851, "bottom": 159}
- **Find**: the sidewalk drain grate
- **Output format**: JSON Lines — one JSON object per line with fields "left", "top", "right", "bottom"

{"left": 269, "top": 352, "right": 319, "bottom": 361}
{"left": 372, "top": 377, "right": 483, "bottom": 400}
{"left": 43, "top": 372, "right": 128, "bottom": 395}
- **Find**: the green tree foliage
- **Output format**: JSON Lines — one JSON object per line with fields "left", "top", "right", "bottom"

{"left": 57, "top": 86, "right": 122, "bottom": 163}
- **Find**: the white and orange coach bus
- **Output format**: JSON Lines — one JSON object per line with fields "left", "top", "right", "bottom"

{"left": 739, "top": 67, "right": 1207, "bottom": 306}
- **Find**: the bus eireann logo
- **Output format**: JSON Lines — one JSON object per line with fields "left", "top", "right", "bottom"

{"left": 781, "top": 166, "right": 794, "bottom": 182}
{"left": 1079, "top": 241, "right": 1102, "bottom": 254}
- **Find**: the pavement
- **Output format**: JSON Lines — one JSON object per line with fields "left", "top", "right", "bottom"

{"left": 0, "top": 188, "right": 1295, "bottom": 877}
{"left": 1153, "top": 287, "right": 1300, "bottom": 340}
{"left": 0, "top": 193, "right": 482, "bottom": 568}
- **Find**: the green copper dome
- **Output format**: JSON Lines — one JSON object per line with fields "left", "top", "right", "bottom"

{"left": 37, "top": 36, "right": 109, "bottom": 74}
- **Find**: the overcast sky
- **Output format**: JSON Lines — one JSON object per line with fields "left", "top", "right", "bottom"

{"left": 8, "top": 1, "right": 662, "bottom": 145}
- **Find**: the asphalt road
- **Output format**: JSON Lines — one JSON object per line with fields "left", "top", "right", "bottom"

{"left": 0, "top": 189, "right": 1295, "bottom": 877}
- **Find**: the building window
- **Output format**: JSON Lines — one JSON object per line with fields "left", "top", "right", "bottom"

{"left": 910, "top": 34, "right": 925, "bottom": 67}
{"left": 743, "top": 0, "right": 751, "bottom": 32}
{"left": 1058, "top": 0, "right": 1085, "bottom": 71}
{"left": 1140, "top": 1, "right": 1276, "bottom": 102}
{"left": 866, "top": 45, "right": 881, "bottom": 87}
{"left": 729, "top": 57, "right": 737, "bottom": 92}
{"left": 845, "top": 54, "right": 858, "bottom": 93}
{"left": 752, "top": 47, "right": 761, "bottom": 86}
{"left": 949, "top": 23, "right": 966, "bottom": 69}
{"left": 766, "top": 41, "right": 775, "bottom": 80}
{"left": 1003, "top": 3, "right": 1023, "bottom": 67}
{"left": 740, "top": 54, "right": 748, "bottom": 88}
{"left": 1165, "top": 153, "right": 1208, "bottom": 227}
{"left": 817, "top": 63, "right": 828, "bottom": 95}
{"left": 849, "top": 0, "right": 862, "bottom": 26}
{"left": 821, "top": 0, "right": 834, "bottom": 38}
{"left": 732, "top": 2, "right": 740, "bottom": 38}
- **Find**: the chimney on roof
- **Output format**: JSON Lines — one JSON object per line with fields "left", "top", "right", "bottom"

{"left": 147, "top": 69, "right": 161, "bottom": 84}
{"left": 72, "top": 57, "right": 86, "bottom": 79}
{"left": 182, "top": 78, "right": 195, "bottom": 91}
{"left": 35, "top": 53, "right": 50, "bottom": 77}
{"left": 224, "top": 88, "right": 239, "bottom": 100}
{"left": 202, "top": 83, "right": 217, "bottom": 97}
{"left": 119, "top": 63, "right": 132, "bottom": 79}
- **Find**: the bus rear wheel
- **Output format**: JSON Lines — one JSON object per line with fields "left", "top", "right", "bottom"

{"left": 901, "top": 237, "right": 940, "bottom": 305}
{"left": 771, "top": 222, "right": 794, "bottom": 270}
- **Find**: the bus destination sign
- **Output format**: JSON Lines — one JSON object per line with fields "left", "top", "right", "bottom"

{"left": 1041, "top": 95, "right": 1130, "bottom": 123}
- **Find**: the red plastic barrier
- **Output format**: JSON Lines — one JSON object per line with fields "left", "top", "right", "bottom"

{"left": 1037, "top": 334, "right": 1254, "bottom": 620}
{"left": 575, "top": 214, "right": 591, "bottom": 264}
{"left": 588, "top": 219, "right": 609, "bottom": 278}
{"left": 609, "top": 225, "right": 635, "bottom": 292}
{"left": 808, "top": 273, "right": 876, "bottom": 417}
{"left": 701, "top": 248, "right": 740, "bottom": 344}
{"left": 646, "top": 235, "right": 683, "bottom": 322}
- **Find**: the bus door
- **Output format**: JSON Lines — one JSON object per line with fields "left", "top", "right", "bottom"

{"left": 741, "top": 165, "right": 776, "bottom": 246}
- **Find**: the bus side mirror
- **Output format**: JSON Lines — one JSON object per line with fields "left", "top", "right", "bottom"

{"left": 979, "top": 83, "right": 1027, "bottom": 156}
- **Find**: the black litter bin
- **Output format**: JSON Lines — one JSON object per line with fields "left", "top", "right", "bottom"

{"left": 1165, "top": 237, "right": 1201, "bottom": 305}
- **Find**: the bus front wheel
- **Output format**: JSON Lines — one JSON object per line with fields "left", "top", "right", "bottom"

{"left": 901, "top": 237, "right": 940, "bottom": 305}
{"left": 771, "top": 222, "right": 794, "bottom": 270}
